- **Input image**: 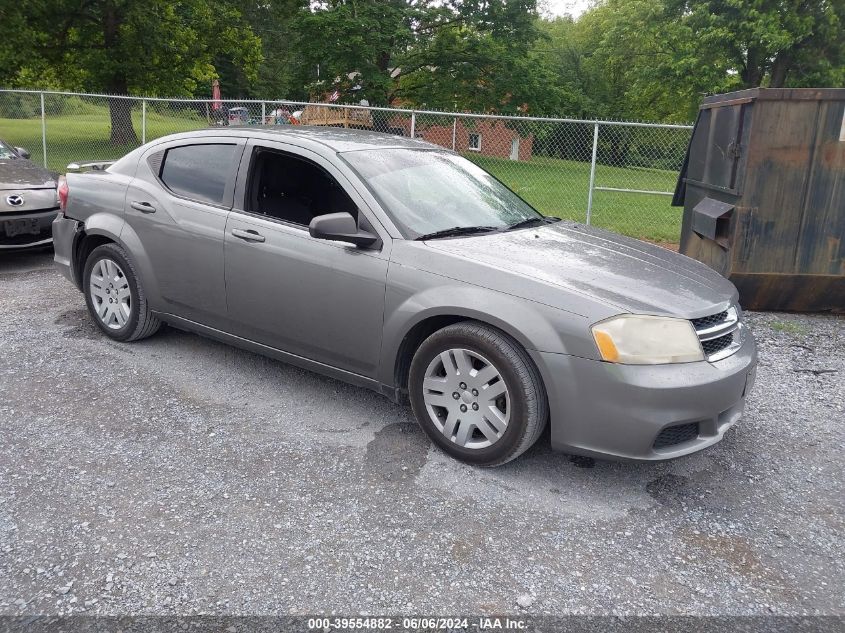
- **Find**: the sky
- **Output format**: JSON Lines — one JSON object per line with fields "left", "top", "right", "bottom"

{"left": 540, "top": 0, "right": 593, "bottom": 18}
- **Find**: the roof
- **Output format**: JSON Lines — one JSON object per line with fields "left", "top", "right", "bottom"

{"left": 700, "top": 87, "right": 845, "bottom": 107}
{"left": 171, "top": 125, "right": 437, "bottom": 153}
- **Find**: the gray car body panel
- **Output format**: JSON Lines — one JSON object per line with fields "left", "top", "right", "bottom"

{"left": 0, "top": 155, "right": 55, "bottom": 190}
{"left": 422, "top": 222, "right": 739, "bottom": 319}
{"left": 53, "top": 126, "right": 757, "bottom": 461}
{"left": 121, "top": 136, "right": 245, "bottom": 328}
{"left": 55, "top": 170, "right": 134, "bottom": 284}
{"left": 1, "top": 147, "right": 58, "bottom": 249}
{"left": 225, "top": 138, "right": 392, "bottom": 376}
{"left": 533, "top": 335, "right": 757, "bottom": 460}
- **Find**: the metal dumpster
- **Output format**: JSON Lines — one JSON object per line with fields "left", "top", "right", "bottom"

{"left": 673, "top": 88, "right": 845, "bottom": 311}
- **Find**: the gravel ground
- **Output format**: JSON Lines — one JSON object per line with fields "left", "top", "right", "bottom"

{"left": 0, "top": 251, "right": 843, "bottom": 617}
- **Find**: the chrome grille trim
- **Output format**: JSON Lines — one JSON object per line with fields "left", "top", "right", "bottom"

{"left": 690, "top": 310, "right": 728, "bottom": 330}
{"left": 692, "top": 305, "right": 743, "bottom": 362}
{"left": 696, "top": 306, "right": 739, "bottom": 340}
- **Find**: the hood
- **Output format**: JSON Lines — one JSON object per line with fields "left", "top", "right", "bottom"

{"left": 423, "top": 221, "right": 738, "bottom": 318}
{"left": 0, "top": 158, "right": 57, "bottom": 190}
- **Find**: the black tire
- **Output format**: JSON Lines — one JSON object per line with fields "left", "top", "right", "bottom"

{"left": 82, "top": 243, "right": 161, "bottom": 342}
{"left": 408, "top": 321, "right": 548, "bottom": 467}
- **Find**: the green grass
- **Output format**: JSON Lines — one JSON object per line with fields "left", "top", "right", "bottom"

{"left": 0, "top": 110, "right": 202, "bottom": 174}
{"left": 770, "top": 320, "right": 810, "bottom": 336}
{"left": 465, "top": 154, "right": 682, "bottom": 243}
{"left": 0, "top": 111, "right": 683, "bottom": 242}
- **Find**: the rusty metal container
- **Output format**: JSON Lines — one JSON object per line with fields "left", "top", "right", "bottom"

{"left": 673, "top": 88, "right": 845, "bottom": 311}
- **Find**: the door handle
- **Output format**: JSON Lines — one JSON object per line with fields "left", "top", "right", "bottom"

{"left": 130, "top": 201, "right": 156, "bottom": 213}
{"left": 232, "top": 228, "right": 266, "bottom": 243}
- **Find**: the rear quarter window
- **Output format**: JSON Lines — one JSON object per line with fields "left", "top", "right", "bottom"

{"left": 160, "top": 144, "right": 237, "bottom": 205}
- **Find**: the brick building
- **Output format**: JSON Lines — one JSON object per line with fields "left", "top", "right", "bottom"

{"left": 389, "top": 116, "right": 534, "bottom": 161}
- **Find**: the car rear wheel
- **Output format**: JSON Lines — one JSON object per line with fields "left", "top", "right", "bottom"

{"left": 83, "top": 243, "right": 161, "bottom": 342}
{"left": 409, "top": 321, "right": 548, "bottom": 467}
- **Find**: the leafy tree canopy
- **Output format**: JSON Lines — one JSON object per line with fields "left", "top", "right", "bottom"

{"left": 547, "top": 0, "right": 845, "bottom": 121}
{"left": 287, "top": 0, "right": 547, "bottom": 112}
{"left": 1, "top": 0, "right": 843, "bottom": 128}
{"left": 0, "top": 0, "right": 262, "bottom": 141}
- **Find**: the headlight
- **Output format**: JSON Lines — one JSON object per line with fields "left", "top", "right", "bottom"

{"left": 591, "top": 315, "right": 704, "bottom": 364}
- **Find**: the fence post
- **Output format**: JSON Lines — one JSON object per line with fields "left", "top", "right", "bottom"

{"left": 261, "top": 101, "right": 266, "bottom": 126}
{"left": 452, "top": 118, "right": 457, "bottom": 151}
{"left": 410, "top": 111, "right": 416, "bottom": 138}
{"left": 586, "top": 122, "right": 600, "bottom": 225}
{"left": 40, "top": 91, "right": 47, "bottom": 168}
{"left": 141, "top": 99, "right": 147, "bottom": 144}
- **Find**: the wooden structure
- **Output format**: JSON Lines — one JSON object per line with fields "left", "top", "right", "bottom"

{"left": 674, "top": 88, "right": 845, "bottom": 311}
{"left": 300, "top": 105, "right": 373, "bottom": 128}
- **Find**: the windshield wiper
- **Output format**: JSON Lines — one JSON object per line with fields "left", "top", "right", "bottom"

{"left": 415, "top": 225, "right": 498, "bottom": 241}
{"left": 505, "top": 216, "right": 556, "bottom": 231}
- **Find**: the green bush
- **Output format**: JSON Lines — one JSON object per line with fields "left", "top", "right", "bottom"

{"left": 0, "top": 92, "right": 41, "bottom": 119}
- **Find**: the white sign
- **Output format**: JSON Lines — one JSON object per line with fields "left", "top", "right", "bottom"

{"left": 840, "top": 108, "right": 845, "bottom": 142}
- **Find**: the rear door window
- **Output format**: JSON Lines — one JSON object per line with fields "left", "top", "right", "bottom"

{"left": 160, "top": 144, "right": 237, "bottom": 205}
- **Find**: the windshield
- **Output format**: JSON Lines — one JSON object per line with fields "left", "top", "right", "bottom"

{"left": 0, "top": 141, "right": 18, "bottom": 160}
{"left": 341, "top": 149, "right": 541, "bottom": 238}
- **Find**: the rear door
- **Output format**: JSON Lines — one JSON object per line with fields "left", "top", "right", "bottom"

{"left": 125, "top": 138, "right": 245, "bottom": 328}
{"left": 223, "top": 140, "right": 390, "bottom": 378}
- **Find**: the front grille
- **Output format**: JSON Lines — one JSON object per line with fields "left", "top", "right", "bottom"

{"left": 653, "top": 422, "right": 699, "bottom": 449}
{"left": 690, "top": 305, "right": 741, "bottom": 362}
{"left": 701, "top": 332, "right": 733, "bottom": 356}
{"left": 691, "top": 310, "right": 728, "bottom": 330}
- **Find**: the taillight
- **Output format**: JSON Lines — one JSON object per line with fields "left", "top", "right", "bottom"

{"left": 57, "top": 176, "right": 68, "bottom": 215}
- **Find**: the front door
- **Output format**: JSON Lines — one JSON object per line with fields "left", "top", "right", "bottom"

{"left": 224, "top": 142, "right": 389, "bottom": 378}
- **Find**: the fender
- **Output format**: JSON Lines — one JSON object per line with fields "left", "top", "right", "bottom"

{"left": 80, "top": 213, "right": 163, "bottom": 310}
{"left": 76, "top": 213, "right": 125, "bottom": 287}
{"left": 82, "top": 211, "right": 124, "bottom": 243}
{"left": 116, "top": 219, "right": 163, "bottom": 310}
{"left": 378, "top": 273, "right": 593, "bottom": 389}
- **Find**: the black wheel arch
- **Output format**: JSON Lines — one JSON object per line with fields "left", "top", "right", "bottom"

{"left": 73, "top": 230, "right": 118, "bottom": 289}
{"left": 393, "top": 314, "right": 543, "bottom": 397}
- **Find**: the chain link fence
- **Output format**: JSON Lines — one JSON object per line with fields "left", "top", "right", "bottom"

{"left": 0, "top": 89, "right": 692, "bottom": 243}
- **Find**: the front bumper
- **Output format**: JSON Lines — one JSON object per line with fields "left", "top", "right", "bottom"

{"left": 531, "top": 332, "right": 757, "bottom": 461}
{"left": 0, "top": 207, "right": 59, "bottom": 250}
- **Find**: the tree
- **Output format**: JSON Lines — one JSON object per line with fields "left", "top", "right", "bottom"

{"left": 576, "top": 0, "right": 845, "bottom": 122}
{"left": 0, "top": 0, "right": 262, "bottom": 144}
{"left": 4, "top": 0, "right": 841, "bottom": 128}
{"left": 672, "top": 0, "right": 845, "bottom": 89}
{"left": 287, "top": 0, "right": 550, "bottom": 112}
{"left": 217, "top": 0, "right": 304, "bottom": 100}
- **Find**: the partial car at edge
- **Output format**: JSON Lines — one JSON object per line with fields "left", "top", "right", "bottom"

{"left": 51, "top": 127, "right": 757, "bottom": 466}
{"left": 0, "top": 140, "right": 59, "bottom": 250}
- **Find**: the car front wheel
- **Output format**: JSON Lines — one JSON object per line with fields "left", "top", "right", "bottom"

{"left": 83, "top": 243, "right": 161, "bottom": 342}
{"left": 409, "top": 321, "right": 548, "bottom": 467}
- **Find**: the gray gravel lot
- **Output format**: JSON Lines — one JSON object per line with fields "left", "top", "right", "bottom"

{"left": 0, "top": 251, "right": 843, "bottom": 617}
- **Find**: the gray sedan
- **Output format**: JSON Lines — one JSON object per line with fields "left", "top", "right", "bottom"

{"left": 52, "top": 127, "right": 756, "bottom": 465}
{"left": 1, "top": 140, "right": 58, "bottom": 249}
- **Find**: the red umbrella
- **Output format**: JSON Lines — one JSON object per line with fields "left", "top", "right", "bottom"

{"left": 212, "top": 79, "right": 222, "bottom": 111}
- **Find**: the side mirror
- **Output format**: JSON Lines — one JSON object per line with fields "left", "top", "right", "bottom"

{"left": 309, "top": 212, "right": 377, "bottom": 248}
{"left": 14, "top": 147, "right": 30, "bottom": 160}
